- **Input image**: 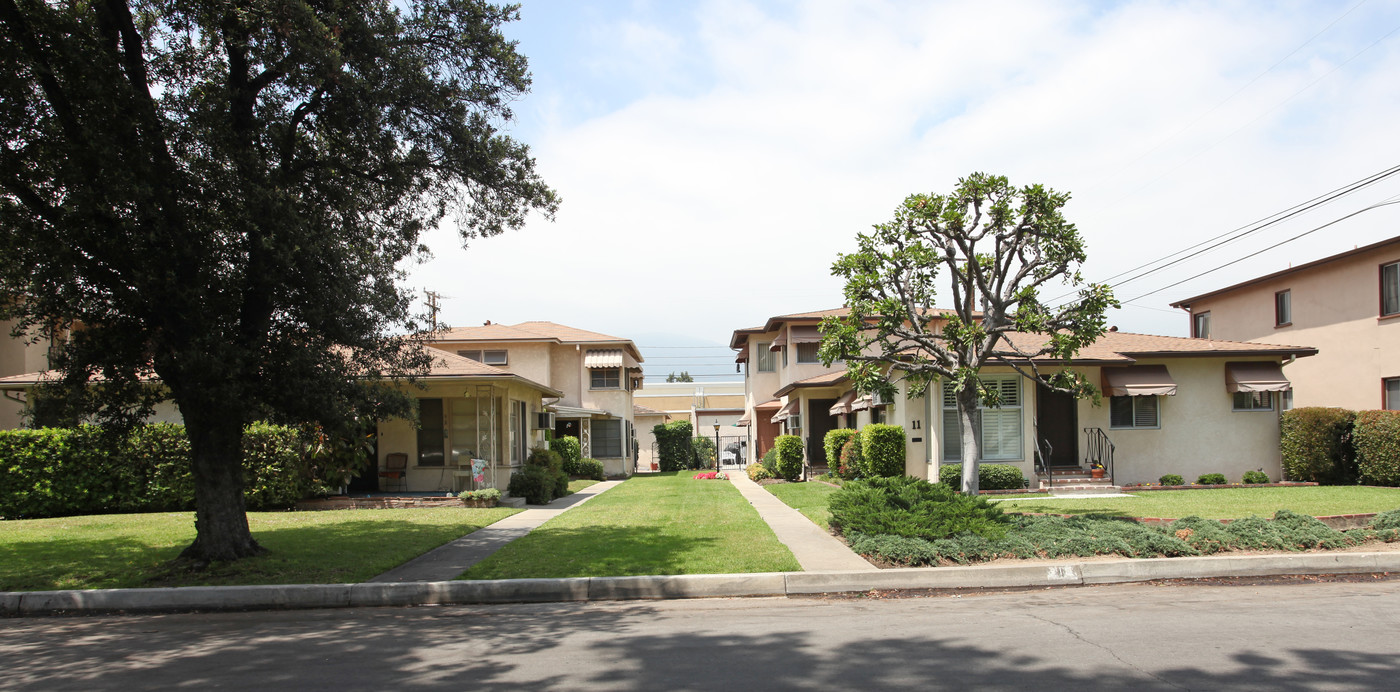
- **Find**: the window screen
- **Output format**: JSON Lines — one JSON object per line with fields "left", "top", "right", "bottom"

{"left": 593, "top": 420, "right": 622, "bottom": 457}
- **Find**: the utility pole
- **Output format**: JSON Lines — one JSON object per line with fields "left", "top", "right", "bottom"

{"left": 424, "top": 290, "right": 442, "bottom": 331}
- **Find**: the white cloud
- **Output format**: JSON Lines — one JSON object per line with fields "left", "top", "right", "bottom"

{"left": 410, "top": 0, "right": 1400, "bottom": 346}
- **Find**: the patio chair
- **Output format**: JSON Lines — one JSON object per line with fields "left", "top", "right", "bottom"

{"left": 379, "top": 453, "right": 408, "bottom": 492}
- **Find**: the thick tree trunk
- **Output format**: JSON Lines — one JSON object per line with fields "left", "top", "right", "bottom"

{"left": 957, "top": 385, "right": 982, "bottom": 495}
{"left": 178, "top": 402, "right": 264, "bottom": 563}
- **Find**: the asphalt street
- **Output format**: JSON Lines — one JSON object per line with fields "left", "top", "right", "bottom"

{"left": 3, "top": 577, "right": 1398, "bottom": 691}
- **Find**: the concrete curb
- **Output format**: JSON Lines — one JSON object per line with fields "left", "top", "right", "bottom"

{"left": 4, "top": 552, "right": 1398, "bottom": 617}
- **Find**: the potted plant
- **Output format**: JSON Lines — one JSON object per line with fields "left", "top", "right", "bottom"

{"left": 458, "top": 487, "right": 501, "bottom": 508}
{"left": 1090, "top": 461, "right": 1105, "bottom": 479}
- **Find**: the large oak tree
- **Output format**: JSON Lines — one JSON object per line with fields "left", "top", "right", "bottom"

{"left": 0, "top": 0, "right": 557, "bottom": 562}
{"left": 819, "top": 173, "right": 1116, "bottom": 494}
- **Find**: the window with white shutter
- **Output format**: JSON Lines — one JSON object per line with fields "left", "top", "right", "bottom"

{"left": 941, "top": 376, "right": 1022, "bottom": 461}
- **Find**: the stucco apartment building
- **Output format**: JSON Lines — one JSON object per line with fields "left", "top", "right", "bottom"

{"left": 0, "top": 318, "right": 53, "bottom": 428}
{"left": 732, "top": 308, "right": 1316, "bottom": 486}
{"left": 1171, "top": 235, "right": 1400, "bottom": 411}
{"left": 424, "top": 321, "right": 645, "bottom": 478}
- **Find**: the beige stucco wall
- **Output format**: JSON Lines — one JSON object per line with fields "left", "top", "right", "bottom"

{"left": 634, "top": 413, "right": 667, "bottom": 470}
{"left": 1185, "top": 242, "right": 1400, "bottom": 410}
{"left": 549, "top": 343, "right": 584, "bottom": 407}
{"left": 375, "top": 379, "right": 551, "bottom": 493}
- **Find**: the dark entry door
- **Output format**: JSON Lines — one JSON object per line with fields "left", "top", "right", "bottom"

{"left": 1035, "top": 387, "right": 1078, "bottom": 467}
{"left": 807, "top": 398, "right": 838, "bottom": 468}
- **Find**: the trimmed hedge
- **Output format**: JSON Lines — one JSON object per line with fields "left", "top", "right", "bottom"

{"left": 507, "top": 446, "right": 569, "bottom": 505}
{"left": 824, "top": 429, "right": 859, "bottom": 475}
{"left": 861, "top": 424, "right": 906, "bottom": 478}
{"left": 1281, "top": 407, "right": 1357, "bottom": 484}
{"left": 837, "top": 436, "right": 864, "bottom": 480}
{"left": 828, "top": 475, "right": 1010, "bottom": 542}
{"left": 0, "top": 423, "right": 314, "bottom": 519}
{"left": 1354, "top": 410, "right": 1400, "bottom": 486}
{"left": 1159, "top": 474, "right": 1184, "bottom": 486}
{"left": 653, "top": 421, "right": 694, "bottom": 472}
{"left": 575, "top": 458, "right": 606, "bottom": 481}
{"left": 775, "top": 435, "right": 804, "bottom": 481}
{"left": 1196, "top": 473, "right": 1227, "bottom": 485}
{"left": 1242, "top": 470, "right": 1270, "bottom": 484}
{"left": 937, "top": 463, "right": 1025, "bottom": 491}
{"left": 550, "top": 435, "right": 583, "bottom": 473}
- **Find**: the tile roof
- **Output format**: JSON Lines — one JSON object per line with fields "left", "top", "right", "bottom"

{"left": 633, "top": 403, "right": 668, "bottom": 417}
{"left": 431, "top": 321, "right": 642, "bottom": 361}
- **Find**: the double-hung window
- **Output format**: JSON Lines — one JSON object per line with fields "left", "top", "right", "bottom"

{"left": 1193, "top": 312, "right": 1210, "bottom": 339}
{"left": 1382, "top": 378, "right": 1399, "bottom": 411}
{"left": 458, "top": 349, "right": 507, "bottom": 365}
{"left": 1110, "top": 396, "right": 1159, "bottom": 429}
{"left": 941, "top": 376, "right": 1022, "bottom": 461}
{"left": 796, "top": 342, "right": 821, "bottom": 364}
{"left": 590, "top": 367, "right": 620, "bottom": 389}
{"left": 1383, "top": 262, "right": 1399, "bottom": 317}
{"left": 755, "top": 342, "right": 775, "bottom": 372}
{"left": 1275, "top": 290, "right": 1291, "bottom": 327}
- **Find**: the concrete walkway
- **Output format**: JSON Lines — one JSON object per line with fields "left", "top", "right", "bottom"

{"left": 727, "top": 472, "right": 877, "bottom": 572}
{"left": 368, "top": 480, "right": 623, "bottom": 583}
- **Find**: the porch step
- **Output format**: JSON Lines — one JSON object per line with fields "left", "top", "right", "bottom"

{"left": 1049, "top": 476, "right": 1110, "bottom": 485}
{"left": 1049, "top": 466, "right": 1090, "bottom": 476}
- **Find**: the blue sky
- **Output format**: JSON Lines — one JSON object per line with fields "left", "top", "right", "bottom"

{"left": 407, "top": 0, "right": 1400, "bottom": 378}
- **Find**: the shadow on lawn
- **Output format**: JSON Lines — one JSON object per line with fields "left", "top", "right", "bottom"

{"left": 2, "top": 516, "right": 503, "bottom": 591}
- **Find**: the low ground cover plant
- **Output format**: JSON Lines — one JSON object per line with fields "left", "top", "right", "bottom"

{"left": 845, "top": 509, "right": 1400, "bottom": 567}
{"left": 828, "top": 475, "right": 1010, "bottom": 542}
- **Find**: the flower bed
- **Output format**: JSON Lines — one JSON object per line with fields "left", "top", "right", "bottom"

{"left": 692, "top": 471, "right": 727, "bottom": 480}
{"left": 1119, "top": 481, "right": 1319, "bottom": 491}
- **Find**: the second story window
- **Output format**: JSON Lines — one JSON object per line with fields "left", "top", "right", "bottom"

{"left": 1275, "top": 290, "right": 1291, "bottom": 327}
{"left": 796, "top": 342, "right": 821, "bottom": 364}
{"left": 1383, "top": 262, "right": 1399, "bottom": 317}
{"left": 755, "top": 342, "right": 775, "bottom": 372}
{"left": 1193, "top": 311, "right": 1210, "bottom": 339}
{"left": 590, "top": 367, "right": 620, "bottom": 389}
{"left": 457, "top": 349, "right": 508, "bottom": 365}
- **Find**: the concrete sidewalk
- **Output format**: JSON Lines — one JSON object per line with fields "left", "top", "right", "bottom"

{"left": 368, "top": 480, "right": 622, "bottom": 583}
{"left": 727, "top": 472, "right": 876, "bottom": 572}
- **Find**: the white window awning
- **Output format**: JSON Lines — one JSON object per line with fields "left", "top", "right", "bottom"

{"left": 1102, "top": 364, "right": 1177, "bottom": 396}
{"left": 1225, "top": 361, "right": 1292, "bottom": 393}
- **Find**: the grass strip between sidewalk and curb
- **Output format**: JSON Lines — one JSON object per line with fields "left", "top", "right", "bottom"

{"left": 0, "top": 507, "right": 521, "bottom": 592}
{"left": 459, "top": 471, "right": 801, "bottom": 580}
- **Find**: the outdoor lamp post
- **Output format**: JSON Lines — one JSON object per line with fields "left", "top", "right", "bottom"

{"left": 713, "top": 423, "right": 721, "bottom": 471}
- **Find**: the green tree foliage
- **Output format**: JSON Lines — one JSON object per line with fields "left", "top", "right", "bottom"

{"left": 691, "top": 436, "right": 716, "bottom": 470}
{"left": 819, "top": 173, "right": 1116, "bottom": 494}
{"left": 0, "top": 0, "right": 557, "bottom": 562}
{"left": 653, "top": 420, "right": 694, "bottom": 472}
{"left": 775, "top": 434, "right": 804, "bottom": 481}
{"left": 665, "top": 371, "right": 694, "bottom": 383}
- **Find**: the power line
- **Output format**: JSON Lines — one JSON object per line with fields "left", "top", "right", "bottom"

{"left": 1122, "top": 197, "right": 1400, "bottom": 304}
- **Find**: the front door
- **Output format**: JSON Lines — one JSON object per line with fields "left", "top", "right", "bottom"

{"left": 1036, "top": 387, "right": 1078, "bottom": 467}
{"left": 807, "top": 398, "right": 838, "bottom": 468}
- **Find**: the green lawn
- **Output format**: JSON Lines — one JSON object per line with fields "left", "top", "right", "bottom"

{"left": 0, "top": 507, "right": 521, "bottom": 592}
{"left": 460, "top": 472, "right": 800, "bottom": 579}
{"left": 997, "top": 486, "right": 1400, "bottom": 520}
{"left": 766, "top": 482, "right": 839, "bottom": 530}
{"left": 568, "top": 479, "right": 600, "bottom": 494}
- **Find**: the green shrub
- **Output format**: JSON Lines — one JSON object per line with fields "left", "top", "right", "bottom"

{"left": 1196, "top": 473, "right": 1227, "bottom": 485}
{"left": 824, "top": 429, "right": 859, "bottom": 472}
{"left": 828, "top": 475, "right": 1010, "bottom": 542}
{"left": 458, "top": 487, "right": 501, "bottom": 502}
{"left": 1281, "top": 407, "right": 1357, "bottom": 484}
{"left": 653, "top": 420, "right": 695, "bottom": 472}
{"left": 861, "top": 424, "right": 906, "bottom": 478}
{"left": 775, "top": 435, "right": 804, "bottom": 481}
{"left": 1353, "top": 410, "right": 1400, "bottom": 486}
{"left": 508, "top": 446, "right": 569, "bottom": 504}
{"left": 937, "top": 463, "right": 1025, "bottom": 491}
{"left": 1241, "top": 470, "right": 1270, "bottom": 485}
{"left": 761, "top": 447, "right": 778, "bottom": 475}
{"left": 691, "top": 436, "right": 716, "bottom": 470}
{"left": 746, "top": 462, "right": 773, "bottom": 482}
{"left": 575, "top": 457, "right": 606, "bottom": 481}
{"left": 550, "top": 435, "right": 582, "bottom": 473}
{"left": 0, "top": 423, "right": 316, "bottom": 519}
{"left": 837, "top": 436, "right": 864, "bottom": 480}
{"left": 1159, "top": 474, "right": 1185, "bottom": 486}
